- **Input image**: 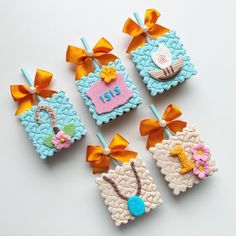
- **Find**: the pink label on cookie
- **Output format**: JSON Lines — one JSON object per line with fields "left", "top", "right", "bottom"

{"left": 86, "top": 74, "right": 133, "bottom": 115}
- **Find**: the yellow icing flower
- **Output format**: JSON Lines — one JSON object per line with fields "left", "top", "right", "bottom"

{"left": 100, "top": 67, "right": 117, "bottom": 83}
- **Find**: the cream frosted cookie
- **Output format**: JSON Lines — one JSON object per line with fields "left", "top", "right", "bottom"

{"left": 86, "top": 133, "right": 162, "bottom": 226}
{"left": 150, "top": 125, "right": 217, "bottom": 195}
{"left": 140, "top": 104, "right": 217, "bottom": 195}
{"left": 96, "top": 158, "right": 162, "bottom": 226}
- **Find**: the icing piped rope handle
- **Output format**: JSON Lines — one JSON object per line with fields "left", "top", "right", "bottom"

{"left": 103, "top": 161, "right": 141, "bottom": 201}
{"left": 35, "top": 104, "right": 60, "bottom": 134}
{"left": 102, "top": 161, "right": 145, "bottom": 217}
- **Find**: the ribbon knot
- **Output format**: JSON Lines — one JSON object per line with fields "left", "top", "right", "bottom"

{"left": 86, "top": 134, "right": 137, "bottom": 174}
{"left": 123, "top": 9, "right": 170, "bottom": 53}
{"left": 66, "top": 37, "right": 118, "bottom": 80}
{"left": 10, "top": 69, "right": 57, "bottom": 115}
{"left": 140, "top": 104, "right": 187, "bottom": 149}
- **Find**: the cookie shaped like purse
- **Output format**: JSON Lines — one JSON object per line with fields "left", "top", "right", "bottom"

{"left": 139, "top": 104, "right": 217, "bottom": 195}
{"left": 86, "top": 133, "right": 162, "bottom": 226}
{"left": 66, "top": 37, "right": 142, "bottom": 125}
{"left": 10, "top": 68, "right": 87, "bottom": 159}
{"left": 123, "top": 9, "right": 196, "bottom": 96}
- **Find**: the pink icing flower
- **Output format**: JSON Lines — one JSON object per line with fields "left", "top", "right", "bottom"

{"left": 52, "top": 131, "right": 71, "bottom": 150}
{"left": 191, "top": 143, "right": 210, "bottom": 161}
{"left": 193, "top": 160, "right": 210, "bottom": 179}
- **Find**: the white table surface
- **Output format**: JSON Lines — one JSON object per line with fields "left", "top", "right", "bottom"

{"left": 1, "top": 0, "right": 235, "bottom": 235}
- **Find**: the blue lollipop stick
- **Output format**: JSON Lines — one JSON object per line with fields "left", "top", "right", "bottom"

{"left": 80, "top": 37, "right": 100, "bottom": 71}
{"left": 21, "top": 68, "right": 43, "bottom": 102}
{"left": 133, "top": 11, "right": 151, "bottom": 42}
{"left": 133, "top": 12, "right": 144, "bottom": 27}
{"left": 96, "top": 133, "right": 120, "bottom": 167}
{"left": 149, "top": 104, "right": 172, "bottom": 138}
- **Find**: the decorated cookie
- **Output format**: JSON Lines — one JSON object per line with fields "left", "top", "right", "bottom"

{"left": 123, "top": 9, "right": 196, "bottom": 96}
{"left": 86, "top": 133, "right": 162, "bottom": 226}
{"left": 66, "top": 37, "right": 142, "bottom": 125}
{"left": 140, "top": 104, "right": 217, "bottom": 195}
{"left": 10, "top": 69, "right": 87, "bottom": 159}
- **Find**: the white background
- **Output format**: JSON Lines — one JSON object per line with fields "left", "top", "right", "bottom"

{"left": 0, "top": 0, "right": 236, "bottom": 235}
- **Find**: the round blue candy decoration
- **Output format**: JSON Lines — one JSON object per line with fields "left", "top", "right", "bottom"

{"left": 127, "top": 195, "right": 145, "bottom": 217}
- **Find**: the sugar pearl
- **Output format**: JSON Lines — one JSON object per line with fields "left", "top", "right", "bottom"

{"left": 160, "top": 120, "right": 167, "bottom": 127}
{"left": 87, "top": 50, "right": 93, "bottom": 57}
{"left": 142, "top": 25, "right": 148, "bottom": 32}
{"left": 29, "top": 86, "right": 36, "bottom": 94}
{"left": 103, "top": 147, "right": 111, "bottom": 155}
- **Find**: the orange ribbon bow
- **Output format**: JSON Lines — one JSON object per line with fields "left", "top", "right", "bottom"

{"left": 10, "top": 69, "right": 57, "bottom": 115}
{"left": 86, "top": 134, "right": 137, "bottom": 174}
{"left": 123, "top": 9, "right": 170, "bottom": 53}
{"left": 140, "top": 104, "right": 187, "bottom": 149}
{"left": 66, "top": 37, "right": 118, "bottom": 80}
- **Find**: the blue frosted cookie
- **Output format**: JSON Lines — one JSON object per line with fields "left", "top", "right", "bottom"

{"left": 76, "top": 59, "right": 142, "bottom": 125}
{"left": 131, "top": 31, "right": 196, "bottom": 96}
{"left": 19, "top": 91, "right": 87, "bottom": 159}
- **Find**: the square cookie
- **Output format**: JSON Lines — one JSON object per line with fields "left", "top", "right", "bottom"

{"left": 19, "top": 91, "right": 87, "bottom": 159}
{"left": 150, "top": 125, "right": 217, "bottom": 195}
{"left": 96, "top": 158, "right": 162, "bottom": 226}
{"left": 131, "top": 31, "right": 196, "bottom": 96}
{"left": 76, "top": 59, "right": 142, "bottom": 125}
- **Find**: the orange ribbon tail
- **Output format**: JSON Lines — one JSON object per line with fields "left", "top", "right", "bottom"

{"left": 140, "top": 104, "right": 186, "bottom": 148}
{"left": 66, "top": 38, "right": 118, "bottom": 80}
{"left": 123, "top": 9, "right": 170, "bottom": 54}
{"left": 10, "top": 69, "right": 57, "bottom": 115}
{"left": 86, "top": 134, "right": 137, "bottom": 174}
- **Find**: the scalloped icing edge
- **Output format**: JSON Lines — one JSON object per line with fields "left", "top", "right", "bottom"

{"left": 96, "top": 158, "right": 163, "bottom": 226}
{"left": 76, "top": 59, "right": 143, "bottom": 125}
{"left": 18, "top": 91, "right": 87, "bottom": 159}
{"left": 149, "top": 124, "right": 217, "bottom": 195}
{"left": 131, "top": 30, "right": 197, "bottom": 96}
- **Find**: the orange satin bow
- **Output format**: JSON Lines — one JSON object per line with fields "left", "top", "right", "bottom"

{"left": 10, "top": 69, "right": 57, "bottom": 115}
{"left": 66, "top": 37, "right": 118, "bottom": 80}
{"left": 140, "top": 104, "right": 187, "bottom": 149}
{"left": 86, "top": 134, "right": 137, "bottom": 174}
{"left": 123, "top": 9, "right": 170, "bottom": 53}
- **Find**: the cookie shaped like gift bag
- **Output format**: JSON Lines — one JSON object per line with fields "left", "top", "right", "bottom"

{"left": 123, "top": 9, "right": 196, "bottom": 96}
{"left": 86, "top": 133, "right": 162, "bottom": 226}
{"left": 66, "top": 37, "right": 142, "bottom": 125}
{"left": 140, "top": 104, "right": 217, "bottom": 195}
{"left": 10, "top": 68, "right": 87, "bottom": 159}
